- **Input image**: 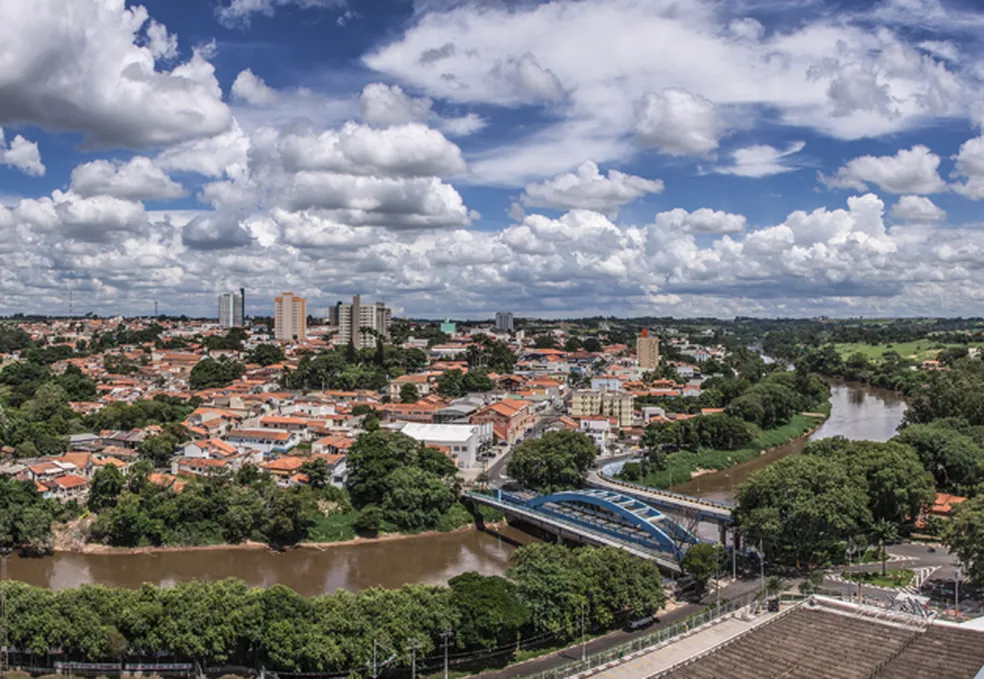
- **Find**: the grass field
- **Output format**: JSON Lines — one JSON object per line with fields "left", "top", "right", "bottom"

{"left": 833, "top": 341, "right": 964, "bottom": 362}
{"left": 843, "top": 569, "right": 914, "bottom": 589}
{"left": 636, "top": 410, "right": 829, "bottom": 489}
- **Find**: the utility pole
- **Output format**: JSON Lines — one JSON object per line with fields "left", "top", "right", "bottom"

{"left": 732, "top": 529, "right": 737, "bottom": 581}
{"left": 371, "top": 639, "right": 377, "bottom": 679}
{"left": 440, "top": 629, "right": 453, "bottom": 679}
{"left": 759, "top": 539, "right": 765, "bottom": 600}
{"left": 1, "top": 549, "right": 9, "bottom": 679}
{"left": 408, "top": 639, "right": 421, "bottom": 679}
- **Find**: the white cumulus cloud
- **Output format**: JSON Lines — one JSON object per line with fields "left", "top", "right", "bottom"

{"left": 520, "top": 161, "right": 663, "bottom": 215}
{"left": 635, "top": 89, "right": 720, "bottom": 156}
{"left": 820, "top": 145, "right": 947, "bottom": 194}
{"left": 71, "top": 157, "right": 186, "bottom": 201}
{"left": 0, "top": 128, "right": 44, "bottom": 176}
{"left": 890, "top": 195, "right": 946, "bottom": 222}
{"left": 0, "top": 0, "right": 230, "bottom": 148}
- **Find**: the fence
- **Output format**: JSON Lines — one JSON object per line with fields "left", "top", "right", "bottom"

{"left": 520, "top": 593, "right": 763, "bottom": 679}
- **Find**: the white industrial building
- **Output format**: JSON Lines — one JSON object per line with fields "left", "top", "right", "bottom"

{"left": 396, "top": 422, "right": 493, "bottom": 468}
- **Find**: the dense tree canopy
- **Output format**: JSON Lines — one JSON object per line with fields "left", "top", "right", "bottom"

{"left": 189, "top": 357, "right": 245, "bottom": 389}
{"left": 345, "top": 431, "right": 461, "bottom": 531}
{"left": 506, "top": 430, "right": 597, "bottom": 493}
{"left": 734, "top": 455, "right": 872, "bottom": 565}
{"left": 804, "top": 437, "right": 935, "bottom": 526}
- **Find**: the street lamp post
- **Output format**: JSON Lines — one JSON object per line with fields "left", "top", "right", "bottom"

{"left": 956, "top": 567, "right": 962, "bottom": 617}
{"left": 580, "top": 601, "right": 587, "bottom": 662}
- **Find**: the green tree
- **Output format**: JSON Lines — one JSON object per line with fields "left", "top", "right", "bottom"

{"left": 805, "top": 437, "right": 935, "bottom": 526}
{"left": 506, "top": 430, "right": 597, "bottom": 493}
{"left": 382, "top": 467, "right": 456, "bottom": 531}
{"left": 248, "top": 344, "right": 285, "bottom": 366}
{"left": 300, "top": 459, "right": 331, "bottom": 489}
{"left": 734, "top": 455, "right": 872, "bottom": 566}
{"left": 89, "top": 465, "right": 125, "bottom": 512}
{"left": 437, "top": 369, "right": 465, "bottom": 397}
{"left": 353, "top": 505, "right": 383, "bottom": 535}
{"left": 533, "top": 335, "right": 558, "bottom": 349}
{"left": 680, "top": 543, "right": 722, "bottom": 596}
{"left": 399, "top": 383, "right": 420, "bottom": 403}
{"left": 448, "top": 573, "right": 530, "bottom": 649}
{"left": 943, "top": 496, "right": 984, "bottom": 585}
{"left": 189, "top": 358, "right": 245, "bottom": 390}
{"left": 582, "top": 337, "right": 603, "bottom": 353}
{"left": 462, "top": 370, "right": 495, "bottom": 392}
{"left": 138, "top": 435, "right": 178, "bottom": 468}
{"left": 345, "top": 431, "right": 421, "bottom": 508}
{"left": 263, "top": 492, "right": 314, "bottom": 548}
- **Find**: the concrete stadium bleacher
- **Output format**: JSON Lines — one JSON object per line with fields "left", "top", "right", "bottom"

{"left": 656, "top": 601, "right": 984, "bottom": 679}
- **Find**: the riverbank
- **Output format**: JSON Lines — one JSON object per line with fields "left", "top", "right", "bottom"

{"left": 60, "top": 519, "right": 511, "bottom": 555}
{"left": 630, "top": 409, "right": 830, "bottom": 490}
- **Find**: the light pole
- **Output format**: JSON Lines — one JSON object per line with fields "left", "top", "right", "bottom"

{"left": 580, "top": 601, "right": 587, "bottom": 662}
{"left": 956, "top": 567, "right": 962, "bottom": 617}
{"left": 759, "top": 539, "right": 765, "bottom": 600}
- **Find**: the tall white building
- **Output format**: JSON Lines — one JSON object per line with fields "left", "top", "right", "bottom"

{"left": 495, "top": 311, "right": 514, "bottom": 332}
{"left": 330, "top": 295, "right": 392, "bottom": 348}
{"left": 218, "top": 292, "right": 244, "bottom": 328}
{"left": 274, "top": 292, "right": 307, "bottom": 341}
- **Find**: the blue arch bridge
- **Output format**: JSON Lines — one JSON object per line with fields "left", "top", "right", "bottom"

{"left": 465, "top": 487, "right": 725, "bottom": 574}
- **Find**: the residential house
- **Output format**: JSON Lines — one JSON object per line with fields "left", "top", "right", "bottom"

{"left": 471, "top": 399, "right": 535, "bottom": 445}
{"left": 388, "top": 374, "right": 433, "bottom": 401}
{"left": 225, "top": 429, "right": 299, "bottom": 455}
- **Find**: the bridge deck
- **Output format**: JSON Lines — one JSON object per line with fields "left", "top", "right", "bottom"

{"left": 465, "top": 491, "right": 682, "bottom": 572}
{"left": 587, "top": 471, "right": 734, "bottom": 523}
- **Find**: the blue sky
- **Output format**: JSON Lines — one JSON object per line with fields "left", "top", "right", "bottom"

{"left": 3, "top": 0, "right": 984, "bottom": 319}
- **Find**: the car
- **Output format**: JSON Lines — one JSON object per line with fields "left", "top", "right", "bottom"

{"left": 626, "top": 615, "right": 655, "bottom": 630}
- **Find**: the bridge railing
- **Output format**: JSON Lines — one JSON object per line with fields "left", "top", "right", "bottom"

{"left": 521, "top": 592, "right": 764, "bottom": 679}
{"left": 594, "top": 469, "right": 735, "bottom": 512}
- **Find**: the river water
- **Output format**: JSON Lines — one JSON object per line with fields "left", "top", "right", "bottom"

{"left": 14, "top": 381, "right": 905, "bottom": 593}
{"left": 669, "top": 380, "right": 908, "bottom": 503}
{"left": 10, "top": 526, "right": 532, "bottom": 596}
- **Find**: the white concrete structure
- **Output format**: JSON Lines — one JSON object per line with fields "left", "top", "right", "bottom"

{"left": 591, "top": 377, "right": 623, "bottom": 392}
{"left": 398, "top": 422, "right": 492, "bottom": 468}
{"left": 330, "top": 294, "right": 392, "bottom": 348}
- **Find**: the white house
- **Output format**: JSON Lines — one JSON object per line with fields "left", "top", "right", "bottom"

{"left": 225, "top": 429, "right": 299, "bottom": 455}
{"left": 397, "top": 422, "right": 493, "bottom": 468}
{"left": 579, "top": 417, "right": 611, "bottom": 451}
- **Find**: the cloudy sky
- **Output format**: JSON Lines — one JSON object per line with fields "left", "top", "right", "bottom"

{"left": 3, "top": 0, "right": 984, "bottom": 319}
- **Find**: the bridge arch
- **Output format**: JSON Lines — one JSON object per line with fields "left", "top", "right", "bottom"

{"left": 525, "top": 489, "right": 699, "bottom": 559}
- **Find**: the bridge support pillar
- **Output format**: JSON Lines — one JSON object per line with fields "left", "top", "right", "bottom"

{"left": 719, "top": 523, "right": 728, "bottom": 545}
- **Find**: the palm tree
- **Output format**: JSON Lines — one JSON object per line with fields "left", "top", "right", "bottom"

{"left": 871, "top": 519, "right": 899, "bottom": 576}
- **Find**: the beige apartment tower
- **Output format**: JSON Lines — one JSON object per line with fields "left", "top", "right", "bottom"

{"left": 637, "top": 329, "right": 660, "bottom": 370}
{"left": 274, "top": 292, "right": 307, "bottom": 341}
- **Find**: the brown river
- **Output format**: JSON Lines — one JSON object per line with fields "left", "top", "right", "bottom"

{"left": 670, "top": 380, "right": 908, "bottom": 503}
{"left": 12, "top": 381, "right": 905, "bottom": 594}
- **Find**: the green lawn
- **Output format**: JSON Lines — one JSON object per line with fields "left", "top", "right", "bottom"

{"left": 636, "top": 412, "right": 828, "bottom": 489}
{"left": 842, "top": 569, "right": 914, "bottom": 589}
{"left": 304, "top": 502, "right": 504, "bottom": 543}
{"left": 833, "top": 341, "right": 966, "bottom": 362}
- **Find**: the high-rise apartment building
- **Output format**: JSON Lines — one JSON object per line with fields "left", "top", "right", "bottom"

{"left": 495, "top": 311, "right": 514, "bottom": 332}
{"left": 637, "top": 329, "right": 661, "bottom": 370}
{"left": 274, "top": 292, "right": 307, "bottom": 341}
{"left": 218, "top": 291, "right": 244, "bottom": 328}
{"left": 330, "top": 295, "right": 392, "bottom": 348}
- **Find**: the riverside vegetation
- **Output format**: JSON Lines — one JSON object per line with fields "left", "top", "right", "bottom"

{"left": 0, "top": 543, "right": 665, "bottom": 673}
